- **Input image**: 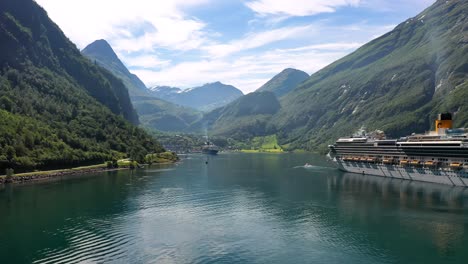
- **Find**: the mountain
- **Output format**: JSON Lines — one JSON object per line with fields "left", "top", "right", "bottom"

{"left": 0, "top": 4, "right": 139, "bottom": 125}
{"left": 273, "top": 0, "right": 468, "bottom": 151}
{"left": 150, "top": 82, "right": 244, "bottom": 111}
{"left": 0, "top": 0, "right": 165, "bottom": 172}
{"left": 191, "top": 91, "right": 280, "bottom": 138}
{"left": 134, "top": 98, "right": 202, "bottom": 132}
{"left": 82, "top": 39, "right": 148, "bottom": 97}
{"left": 81, "top": 39, "right": 202, "bottom": 132}
{"left": 151, "top": 86, "right": 182, "bottom": 97}
{"left": 256, "top": 68, "right": 309, "bottom": 97}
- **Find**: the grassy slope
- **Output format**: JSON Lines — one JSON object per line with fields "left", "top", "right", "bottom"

{"left": 256, "top": 68, "right": 309, "bottom": 98}
{"left": 241, "top": 135, "right": 283, "bottom": 153}
{"left": 192, "top": 91, "right": 281, "bottom": 138}
{"left": 274, "top": 0, "right": 468, "bottom": 151}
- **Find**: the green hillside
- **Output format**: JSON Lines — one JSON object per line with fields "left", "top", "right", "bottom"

{"left": 256, "top": 68, "right": 309, "bottom": 97}
{"left": 191, "top": 91, "right": 280, "bottom": 138}
{"left": 275, "top": 0, "right": 468, "bottom": 151}
{"left": 0, "top": 0, "right": 165, "bottom": 172}
{"left": 134, "top": 97, "right": 202, "bottom": 132}
{"left": 241, "top": 135, "right": 283, "bottom": 153}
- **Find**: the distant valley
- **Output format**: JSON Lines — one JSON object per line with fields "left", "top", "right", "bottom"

{"left": 82, "top": 40, "right": 245, "bottom": 132}
{"left": 150, "top": 82, "right": 244, "bottom": 112}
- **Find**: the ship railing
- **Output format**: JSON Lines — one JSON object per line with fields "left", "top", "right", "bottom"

{"left": 341, "top": 156, "right": 383, "bottom": 164}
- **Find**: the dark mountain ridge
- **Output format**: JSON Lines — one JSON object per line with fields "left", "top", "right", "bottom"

{"left": 82, "top": 39, "right": 148, "bottom": 97}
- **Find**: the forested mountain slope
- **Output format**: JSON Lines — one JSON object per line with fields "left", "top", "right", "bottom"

{"left": 273, "top": 0, "right": 468, "bottom": 151}
{"left": 0, "top": 0, "right": 164, "bottom": 172}
{"left": 191, "top": 91, "right": 280, "bottom": 138}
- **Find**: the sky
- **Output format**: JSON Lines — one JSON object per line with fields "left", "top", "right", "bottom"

{"left": 36, "top": 0, "right": 435, "bottom": 93}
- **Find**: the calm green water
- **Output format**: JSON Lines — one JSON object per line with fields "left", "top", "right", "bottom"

{"left": 1, "top": 153, "right": 468, "bottom": 264}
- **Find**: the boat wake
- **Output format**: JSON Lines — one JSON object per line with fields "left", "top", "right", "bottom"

{"left": 294, "top": 165, "right": 331, "bottom": 170}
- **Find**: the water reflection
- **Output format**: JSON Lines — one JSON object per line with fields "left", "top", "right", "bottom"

{"left": 329, "top": 172, "right": 468, "bottom": 210}
{"left": 328, "top": 172, "right": 468, "bottom": 257}
{"left": 1, "top": 154, "right": 468, "bottom": 264}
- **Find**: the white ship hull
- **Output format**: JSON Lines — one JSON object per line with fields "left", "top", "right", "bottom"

{"left": 334, "top": 160, "right": 468, "bottom": 187}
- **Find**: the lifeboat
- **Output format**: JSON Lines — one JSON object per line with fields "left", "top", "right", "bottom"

{"left": 360, "top": 157, "right": 368, "bottom": 162}
{"left": 400, "top": 160, "right": 409, "bottom": 166}
{"left": 353, "top": 157, "right": 361, "bottom": 162}
{"left": 383, "top": 159, "right": 394, "bottom": 164}
{"left": 424, "top": 161, "right": 437, "bottom": 167}
{"left": 410, "top": 160, "right": 421, "bottom": 166}
{"left": 367, "top": 157, "right": 377, "bottom": 163}
{"left": 450, "top": 162, "right": 463, "bottom": 170}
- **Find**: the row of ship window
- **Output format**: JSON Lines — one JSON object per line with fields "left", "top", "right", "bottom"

{"left": 343, "top": 156, "right": 468, "bottom": 162}
{"left": 345, "top": 164, "right": 468, "bottom": 178}
{"left": 340, "top": 156, "right": 466, "bottom": 169}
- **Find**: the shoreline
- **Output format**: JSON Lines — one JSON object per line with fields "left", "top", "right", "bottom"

{"left": 0, "top": 163, "right": 176, "bottom": 185}
{"left": 0, "top": 166, "right": 129, "bottom": 185}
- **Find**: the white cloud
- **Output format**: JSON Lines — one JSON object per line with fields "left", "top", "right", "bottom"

{"left": 285, "top": 42, "right": 363, "bottom": 52}
{"left": 122, "top": 54, "right": 171, "bottom": 69}
{"left": 361, "top": 0, "right": 435, "bottom": 12}
{"left": 130, "top": 19, "right": 394, "bottom": 93}
{"left": 35, "top": 0, "right": 212, "bottom": 51}
{"left": 110, "top": 17, "right": 207, "bottom": 53}
{"left": 132, "top": 41, "right": 362, "bottom": 93}
{"left": 203, "top": 25, "right": 316, "bottom": 57}
{"left": 35, "top": 0, "right": 432, "bottom": 95}
{"left": 246, "top": 0, "right": 361, "bottom": 17}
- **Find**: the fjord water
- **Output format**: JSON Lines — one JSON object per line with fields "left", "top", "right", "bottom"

{"left": 1, "top": 154, "right": 468, "bottom": 264}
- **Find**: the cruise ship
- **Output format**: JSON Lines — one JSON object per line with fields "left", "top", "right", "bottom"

{"left": 202, "top": 142, "right": 219, "bottom": 155}
{"left": 328, "top": 113, "right": 468, "bottom": 186}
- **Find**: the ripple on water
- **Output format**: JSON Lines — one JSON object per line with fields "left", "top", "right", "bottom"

{"left": 33, "top": 218, "right": 137, "bottom": 264}
{"left": 7, "top": 153, "right": 467, "bottom": 264}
